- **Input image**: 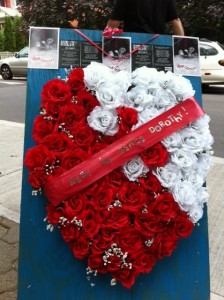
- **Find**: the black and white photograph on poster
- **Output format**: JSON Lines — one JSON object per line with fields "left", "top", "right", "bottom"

{"left": 173, "top": 36, "right": 200, "bottom": 76}
{"left": 102, "top": 37, "right": 131, "bottom": 72}
{"left": 28, "top": 27, "right": 59, "bottom": 69}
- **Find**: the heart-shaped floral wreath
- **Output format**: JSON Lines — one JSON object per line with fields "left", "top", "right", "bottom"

{"left": 24, "top": 62, "right": 213, "bottom": 288}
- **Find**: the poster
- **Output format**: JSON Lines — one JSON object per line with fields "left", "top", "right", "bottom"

{"left": 59, "top": 40, "right": 80, "bottom": 68}
{"left": 80, "top": 41, "right": 102, "bottom": 67}
{"left": 28, "top": 27, "right": 59, "bottom": 69}
{"left": 102, "top": 37, "right": 132, "bottom": 72}
{"left": 132, "top": 44, "right": 153, "bottom": 70}
{"left": 173, "top": 36, "right": 200, "bottom": 76}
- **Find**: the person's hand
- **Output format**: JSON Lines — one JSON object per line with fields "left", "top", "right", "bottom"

{"left": 68, "top": 19, "right": 79, "bottom": 28}
{"left": 102, "top": 26, "right": 123, "bottom": 38}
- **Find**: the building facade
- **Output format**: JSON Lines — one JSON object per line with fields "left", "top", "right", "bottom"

{"left": 0, "top": 0, "right": 16, "bottom": 8}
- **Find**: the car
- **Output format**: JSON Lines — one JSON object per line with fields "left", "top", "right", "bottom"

{"left": 199, "top": 39, "right": 224, "bottom": 86}
{"left": 0, "top": 46, "right": 28, "bottom": 80}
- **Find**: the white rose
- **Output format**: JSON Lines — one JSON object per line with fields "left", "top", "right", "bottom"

{"left": 172, "top": 181, "right": 197, "bottom": 211}
{"left": 163, "top": 73, "right": 195, "bottom": 101}
{"left": 200, "top": 130, "right": 214, "bottom": 151}
{"left": 87, "top": 106, "right": 118, "bottom": 136}
{"left": 153, "top": 163, "right": 182, "bottom": 188}
{"left": 122, "top": 156, "right": 149, "bottom": 181}
{"left": 179, "top": 127, "right": 203, "bottom": 153}
{"left": 197, "top": 186, "right": 209, "bottom": 205}
{"left": 191, "top": 114, "right": 210, "bottom": 131}
{"left": 138, "top": 107, "right": 165, "bottom": 124}
{"left": 131, "top": 66, "right": 159, "bottom": 86}
{"left": 162, "top": 132, "right": 182, "bottom": 152}
{"left": 182, "top": 165, "right": 204, "bottom": 189}
{"left": 125, "top": 86, "right": 154, "bottom": 111}
{"left": 113, "top": 70, "right": 131, "bottom": 93}
{"left": 197, "top": 153, "right": 213, "bottom": 174}
{"left": 188, "top": 205, "right": 204, "bottom": 223}
{"left": 84, "top": 62, "right": 113, "bottom": 91}
{"left": 153, "top": 88, "right": 177, "bottom": 109}
{"left": 171, "top": 149, "right": 198, "bottom": 171}
{"left": 96, "top": 81, "right": 124, "bottom": 109}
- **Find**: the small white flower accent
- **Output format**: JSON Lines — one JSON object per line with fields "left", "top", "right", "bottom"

{"left": 122, "top": 156, "right": 149, "bottom": 181}
{"left": 87, "top": 106, "right": 118, "bottom": 136}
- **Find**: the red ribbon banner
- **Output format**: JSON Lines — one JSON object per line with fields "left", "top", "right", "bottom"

{"left": 44, "top": 98, "right": 204, "bottom": 206}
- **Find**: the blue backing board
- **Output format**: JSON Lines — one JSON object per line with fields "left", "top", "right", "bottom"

{"left": 18, "top": 29, "right": 209, "bottom": 300}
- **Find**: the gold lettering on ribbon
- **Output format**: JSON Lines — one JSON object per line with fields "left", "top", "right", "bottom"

{"left": 119, "top": 136, "right": 145, "bottom": 154}
{"left": 69, "top": 170, "right": 92, "bottom": 186}
{"left": 98, "top": 157, "right": 112, "bottom": 166}
{"left": 148, "top": 111, "right": 185, "bottom": 133}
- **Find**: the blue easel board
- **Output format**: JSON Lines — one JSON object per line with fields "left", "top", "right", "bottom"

{"left": 18, "top": 29, "right": 209, "bottom": 300}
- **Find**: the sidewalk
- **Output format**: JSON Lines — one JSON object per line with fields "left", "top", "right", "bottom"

{"left": 0, "top": 120, "right": 223, "bottom": 300}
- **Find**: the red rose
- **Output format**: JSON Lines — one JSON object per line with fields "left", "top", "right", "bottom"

{"left": 24, "top": 144, "right": 56, "bottom": 171}
{"left": 116, "top": 107, "right": 138, "bottom": 133}
{"left": 87, "top": 251, "right": 107, "bottom": 274}
{"left": 64, "top": 193, "right": 87, "bottom": 219}
{"left": 102, "top": 208, "right": 130, "bottom": 230}
{"left": 132, "top": 249, "right": 156, "bottom": 274}
{"left": 60, "top": 222, "right": 80, "bottom": 243}
{"left": 70, "top": 124, "right": 97, "bottom": 150}
{"left": 138, "top": 171, "right": 163, "bottom": 194}
{"left": 41, "top": 78, "right": 72, "bottom": 107}
{"left": 76, "top": 91, "right": 100, "bottom": 115}
{"left": 172, "top": 214, "right": 194, "bottom": 238}
{"left": 149, "top": 233, "right": 178, "bottom": 260}
{"left": 78, "top": 205, "right": 101, "bottom": 239}
{"left": 28, "top": 170, "right": 47, "bottom": 189}
{"left": 46, "top": 204, "right": 65, "bottom": 225}
{"left": 58, "top": 103, "right": 86, "bottom": 128}
{"left": 140, "top": 142, "right": 169, "bottom": 168}
{"left": 105, "top": 169, "right": 129, "bottom": 189}
{"left": 67, "top": 68, "right": 85, "bottom": 96}
{"left": 91, "top": 235, "right": 113, "bottom": 253}
{"left": 41, "top": 132, "right": 74, "bottom": 154}
{"left": 115, "top": 227, "right": 143, "bottom": 252}
{"left": 113, "top": 267, "right": 139, "bottom": 289}
{"left": 94, "top": 185, "right": 115, "bottom": 211}
{"left": 32, "top": 115, "right": 56, "bottom": 144}
{"left": 149, "top": 192, "right": 179, "bottom": 222}
{"left": 118, "top": 182, "right": 147, "bottom": 212}
{"left": 60, "top": 148, "right": 90, "bottom": 170}
{"left": 72, "top": 236, "right": 90, "bottom": 260}
{"left": 87, "top": 141, "right": 108, "bottom": 156}
{"left": 134, "top": 211, "right": 163, "bottom": 238}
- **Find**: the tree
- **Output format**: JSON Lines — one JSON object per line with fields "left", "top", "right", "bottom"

{"left": 176, "top": 0, "right": 224, "bottom": 43}
{"left": 4, "top": 16, "right": 16, "bottom": 51}
{"left": 13, "top": 16, "right": 27, "bottom": 50}
{"left": 17, "top": 0, "right": 115, "bottom": 34}
{"left": 0, "top": 29, "right": 4, "bottom": 51}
